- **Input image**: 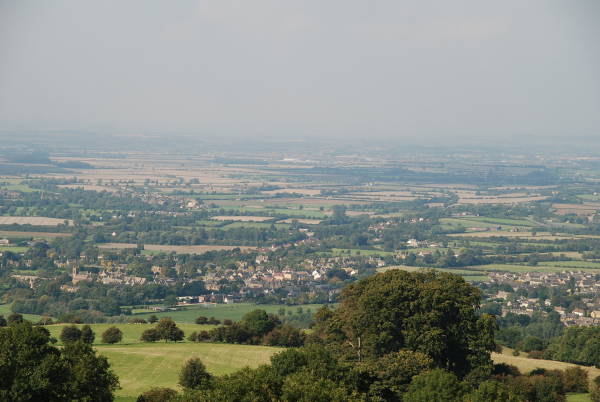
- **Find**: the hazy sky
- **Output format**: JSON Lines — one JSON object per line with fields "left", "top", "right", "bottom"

{"left": 1, "top": 0, "right": 599, "bottom": 144}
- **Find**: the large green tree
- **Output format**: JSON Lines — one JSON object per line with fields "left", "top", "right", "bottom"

{"left": 0, "top": 321, "right": 118, "bottom": 401}
{"left": 319, "top": 270, "right": 496, "bottom": 378}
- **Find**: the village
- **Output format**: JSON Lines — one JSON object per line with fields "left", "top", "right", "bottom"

{"left": 489, "top": 270, "right": 600, "bottom": 327}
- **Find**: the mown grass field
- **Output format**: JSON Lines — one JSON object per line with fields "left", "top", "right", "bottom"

{"left": 132, "top": 303, "right": 325, "bottom": 323}
{"left": 43, "top": 323, "right": 284, "bottom": 398}
{"left": 102, "top": 342, "right": 282, "bottom": 398}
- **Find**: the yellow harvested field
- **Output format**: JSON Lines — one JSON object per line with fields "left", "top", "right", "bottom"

{"left": 211, "top": 216, "right": 273, "bottom": 222}
{"left": 98, "top": 243, "right": 255, "bottom": 253}
{"left": 0, "top": 216, "right": 73, "bottom": 226}
{"left": 493, "top": 349, "right": 600, "bottom": 385}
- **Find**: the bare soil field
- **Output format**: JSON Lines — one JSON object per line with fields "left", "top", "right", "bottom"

{"left": 0, "top": 216, "right": 73, "bottom": 226}
{"left": 98, "top": 243, "right": 255, "bottom": 253}
{"left": 211, "top": 216, "right": 273, "bottom": 222}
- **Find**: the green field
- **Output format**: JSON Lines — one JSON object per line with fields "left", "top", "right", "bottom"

{"left": 132, "top": 303, "right": 325, "bottom": 323}
{"left": 567, "top": 394, "right": 592, "bottom": 402}
{"left": 0, "top": 303, "right": 46, "bottom": 322}
{"left": 100, "top": 342, "right": 282, "bottom": 398}
{"left": 0, "top": 246, "right": 28, "bottom": 253}
{"left": 538, "top": 260, "right": 600, "bottom": 269}
{"left": 0, "top": 179, "right": 38, "bottom": 193}
{"left": 467, "top": 216, "right": 536, "bottom": 226}
{"left": 44, "top": 322, "right": 283, "bottom": 397}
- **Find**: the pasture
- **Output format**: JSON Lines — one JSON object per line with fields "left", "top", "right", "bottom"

{"left": 101, "top": 342, "right": 282, "bottom": 398}
{"left": 132, "top": 303, "right": 325, "bottom": 323}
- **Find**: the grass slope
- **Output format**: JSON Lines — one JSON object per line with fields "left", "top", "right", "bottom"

{"left": 100, "top": 343, "right": 282, "bottom": 398}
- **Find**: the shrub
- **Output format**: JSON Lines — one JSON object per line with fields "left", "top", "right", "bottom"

{"left": 136, "top": 387, "right": 178, "bottom": 402}
{"left": 141, "top": 328, "right": 161, "bottom": 342}
{"left": 195, "top": 316, "right": 208, "bottom": 325}
{"left": 561, "top": 366, "right": 588, "bottom": 393}
{"left": 179, "top": 358, "right": 212, "bottom": 390}
{"left": 129, "top": 318, "right": 147, "bottom": 324}
{"left": 187, "top": 331, "right": 198, "bottom": 342}
{"left": 80, "top": 325, "right": 95, "bottom": 344}
{"left": 60, "top": 325, "right": 82, "bottom": 343}
{"left": 102, "top": 327, "right": 123, "bottom": 344}
{"left": 263, "top": 324, "right": 304, "bottom": 347}
{"left": 403, "top": 369, "right": 467, "bottom": 402}
{"left": 156, "top": 318, "right": 184, "bottom": 342}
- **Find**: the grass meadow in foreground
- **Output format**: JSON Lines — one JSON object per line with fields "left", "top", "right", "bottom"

{"left": 98, "top": 342, "right": 282, "bottom": 398}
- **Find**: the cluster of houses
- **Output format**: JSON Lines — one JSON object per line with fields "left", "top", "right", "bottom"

{"left": 489, "top": 271, "right": 600, "bottom": 326}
